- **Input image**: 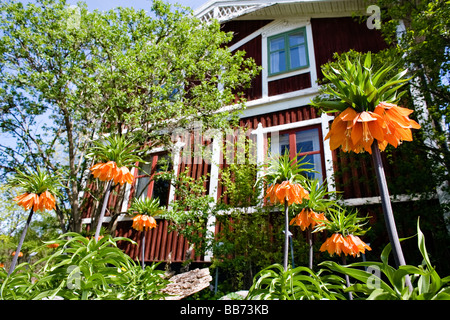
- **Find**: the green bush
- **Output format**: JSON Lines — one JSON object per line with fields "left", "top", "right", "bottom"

{"left": 246, "top": 219, "right": 450, "bottom": 300}
{"left": 0, "top": 233, "right": 168, "bottom": 300}
{"left": 246, "top": 263, "right": 347, "bottom": 300}
{"left": 320, "top": 219, "right": 450, "bottom": 300}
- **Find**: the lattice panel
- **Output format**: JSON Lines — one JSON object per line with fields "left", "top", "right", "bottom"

{"left": 199, "top": 4, "right": 267, "bottom": 22}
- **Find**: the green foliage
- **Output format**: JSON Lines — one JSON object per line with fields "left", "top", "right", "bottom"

{"left": 261, "top": 150, "right": 313, "bottom": 186}
{"left": 214, "top": 208, "right": 286, "bottom": 290}
{"left": 0, "top": 233, "right": 168, "bottom": 300}
{"left": 8, "top": 166, "right": 62, "bottom": 197}
{"left": 314, "top": 206, "right": 370, "bottom": 236}
{"left": 128, "top": 197, "right": 164, "bottom": 217}
{"left": 375, "top": 0, "right": 450, "bottom": 214}
{"left": 87, "top": 134, "right": 144, "bottom": 168}
{"left": 292, "top": 178, "right": 339, "bottom": 214}
{"left": 163, "top": 168, "right": 216, "bottom": 255}
{"left": 0, "top": 0, "right": 259, "bottom": 233}
{"left": 246, "top": 263, "right": 346, "bottom": 300}
{"left": 246, "top": 219, "right": 450, "bottom": 300}
{"left": 0, "top": 184, "right": 29, "bottom": 236}
{"left": 320, "top": 219, "right": 450, "bottom": 300}
{"left": 0, "top": 262, "right": 38, "bottom": 300}
{"left": 311, "top": 52, "right": 411, "bottom": 113}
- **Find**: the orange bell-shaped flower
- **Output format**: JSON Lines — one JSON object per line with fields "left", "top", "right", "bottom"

{"left": 14, "top": 191, "right": 56, "bottom": 212}
{"left": 90, "top": 161, "right": 119, "bottom": 182}
{"left": 320, "top": 233, "right": 353, "bottom": 256}
{"left": 113, "top": 166, "right": 134, "bottom": 185}
{"left": 132, "top": 214, "right": 157, "bottom": 232}
{"left": 38, "top": 190, "right": 56, "bottom": 211}
{"left": 346, "top": 234, "right": 371, "bottom": 257}
{"left": 325, "top": 107, "right": 388, "bottom": 154}
{"left": 290, "top": 208, "right": 327, "bottom": 231}
{"left": 320, "top": 233, "right": 371, "bottom": 257}
{"left": 374, "top": 102, "right": 421, "bottom": 148}
{"left": 266, "top": 180, "right": 309, "bottom": 206}
{"left": 13, "top": 193, "right": 39, "bottom": 211}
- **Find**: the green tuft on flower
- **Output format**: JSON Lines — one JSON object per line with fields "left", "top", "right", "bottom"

{"left": 128, "top": 197, "right": 164, "bottom": 232}
{"left": 9, "top": 166, "right": 62, "bottom": 212}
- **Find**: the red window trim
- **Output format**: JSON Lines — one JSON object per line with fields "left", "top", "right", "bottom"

{"left": 279, "top": 124, "right": 326, "bottom": 181}
{"left": 133, "top": 152, "right": 169, "bottom": 199}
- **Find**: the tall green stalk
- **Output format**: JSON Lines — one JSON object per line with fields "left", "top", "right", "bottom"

{"left": 8, "top": 208, "right": 34, "bottom": 276}
{"left": 94, "top": 180, "right": 113, "bottom": 241}
{"left": 371, "top": 143, "right": 413, "bottom": 291}
{"left": 283, "top": 202, "right": 289, "bottom": 271}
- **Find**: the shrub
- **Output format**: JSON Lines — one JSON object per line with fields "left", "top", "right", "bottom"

{"left": 320, "top": 219, "right": 450, "bottom": 300}
{"left": 0, "top": 233, "right": 168, "bottom": 300}
{"left": 246, "top": 263, "right": 347, "bottom": 300}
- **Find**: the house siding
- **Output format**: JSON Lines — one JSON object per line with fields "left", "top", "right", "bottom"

{"left": 311, "top": 17, "right": 388, "bottom": 80}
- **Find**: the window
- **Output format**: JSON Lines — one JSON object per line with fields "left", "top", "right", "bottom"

{"left": 268, "top": 27, "right": 308, "bottom": 76}
{"left": 278, "top": 127, "right": 324, "bottom": 181}
{"left": 134, "top": 153, "right": 172, "bottom": 207}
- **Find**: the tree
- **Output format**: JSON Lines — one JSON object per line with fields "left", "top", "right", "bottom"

{"left": 376, "top": 0, "right": 450, "bottom": 203}
{"left": 0, "top": 0, "right": 259, "bottom": 233}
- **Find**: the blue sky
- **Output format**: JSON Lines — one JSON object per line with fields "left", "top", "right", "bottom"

{"left": 66, "top": 0, "right": 207, "bottom": 12}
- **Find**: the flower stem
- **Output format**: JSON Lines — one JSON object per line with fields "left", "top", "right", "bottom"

{"left": 141, "top": 231, "right": 146, "bottom": 271}
{"left": 8, "top": 208, "right": 34, "bottom": 276}
{"left": 283, "top": 201, "right": 289, "bottom": 271}
{"left": 371, "top": 143, "right": 413, "bottom": 291}
{"left": 342, "top": 256, "right": 353, "bottom": 300}
{"left": 308, "top": 227, "right": 313, "bottom": 270}
{"left": 94, "top": 180, "right": 113, "bottom": 241}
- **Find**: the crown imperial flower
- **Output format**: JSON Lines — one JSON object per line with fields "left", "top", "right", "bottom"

{"left": 132, "top": 214, "right": 157, "bottom": 232}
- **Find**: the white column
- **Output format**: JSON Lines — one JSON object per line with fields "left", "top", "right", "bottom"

{"left": 255, "top": 123, "right": 266, "bottom": 200}
{"left": 320, "top": 113, "right": 336, "bottom": 192}
{"left": 203, "top": 131, "right": 222, "bottom": 262}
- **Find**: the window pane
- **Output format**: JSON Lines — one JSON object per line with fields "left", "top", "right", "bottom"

{"left": 269, "top": 36, "right": 285, "bottom": 51}
{"left": 296, "top": 140, "right": 313, "bottom": 153}
{"left": 297, "top": 153, "right": 322, "bottom": 180}
{"left": 289, "top": 32, "right": 304, "bottom": 46}
{"left": 279, "top": 133, "right": 290, "bottom": 155}
{"left": 290, "top": 44, "right": 307, "bottom": 69}
{"left": 152, "top": 154, "right": 172, "bottom": 206}
{"left": 295, "top": 129, "right": 322, "bottom": 181}
{"left": 152, "top": 179, "right": 170, "bottom": 206}
{"left": 135, "top": 162, "right": 151, "bottom": 199}
{"left": 270, "top": 51, "right": 286, "bottom": 74}
{"left": 295, "top": 129, "right": 320, "bottom": 151}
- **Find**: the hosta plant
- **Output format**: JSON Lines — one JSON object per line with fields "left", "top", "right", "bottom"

{"left": 246, "top": 263, "right": 347, "bottom": 300}
{"left": 320, "top": 219, "right": 450, "bottom": 300}
{"left": 0, "top": 233, "right": 169, "bottom": 300}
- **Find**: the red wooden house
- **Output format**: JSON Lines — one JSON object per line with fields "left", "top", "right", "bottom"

{"left": 81, "top": 0, "right": 445, "bottom": 269}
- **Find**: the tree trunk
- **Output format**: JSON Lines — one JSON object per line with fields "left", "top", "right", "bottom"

{"left": 55, "top": 203, "right": 67, "bottom": 234}
{"left": 61, "top": 106, "right": 82, "bottom": 233}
